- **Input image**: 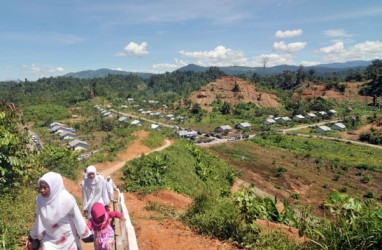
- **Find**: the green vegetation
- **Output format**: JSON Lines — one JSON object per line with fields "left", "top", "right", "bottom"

{"left": 123, "top": 140, "right": 235, "bottom": 196}
{"left": 251, "top": 133, "right": 382, "bottom": 171}
{"left": 0, "top": 103, "right": 43, "bottom": 248}
{"left": 23, "top": 104, "right": 71, "bottom": 126}
{"left": 306, "top": 190, "right": 382, "bottom": 249}
{"left": 141, "top": 130, "right": 165, "bottom": 149}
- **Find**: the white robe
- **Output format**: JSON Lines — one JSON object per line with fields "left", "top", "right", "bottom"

{"left": 30, "top": 172, "right": 91, "bottom": 250}
{"left": 82, "top": 166, "right": 110, "bottom": 218}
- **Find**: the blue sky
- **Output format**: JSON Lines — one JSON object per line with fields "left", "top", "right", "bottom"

{"left": 1, "top": 0, "right": 382, "bottom": 81}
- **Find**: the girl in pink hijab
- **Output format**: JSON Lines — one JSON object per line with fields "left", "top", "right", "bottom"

{"left": 88, "top": 202, "right": 124, "bottom": 250}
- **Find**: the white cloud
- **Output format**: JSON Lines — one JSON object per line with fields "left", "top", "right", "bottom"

{"left": 252, "top": 53, "right": 295, "bottom": 67}
{"left": 179, "top": 46, "right": 248, "bottom": 66}
{"left": 318, "top": 40, "right": 382, "bottom": 62}
{"left": 273, "top": 41, "right": 306, "bottom": 52}
{"left": 323, "top": 29, "right": 352, "bottom": 38}
{"left": 274, "top": 29, "right": 303, "bottom": 39}
{"left": 319, "top": 41, "right": 346, "bottom": 54}
{"left": 22, "top": 64, "right": 65, "bottom": 78}
{"left": 153, "top": 59, "right": 188, "bottom": 72}
{"left": 115, "top": 42, "right": 149, "bottom": 57}
{"left": 300, "top": 61, "right": 321, "bottom": 66}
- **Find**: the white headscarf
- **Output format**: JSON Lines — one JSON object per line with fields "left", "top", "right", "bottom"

{"left": 83, "top": 165, "right": 108, "bottom": 212}
{"left": 32, "top": 172, "right": 75, "bottom": 239}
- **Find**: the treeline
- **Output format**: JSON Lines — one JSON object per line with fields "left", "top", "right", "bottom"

{"left": 0, "top": 67, "right": 225, "bottom": 107}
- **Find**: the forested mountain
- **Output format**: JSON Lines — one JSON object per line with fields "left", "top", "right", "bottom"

{"left": 64, "top": 68, "right": 153, "bottom": 79}
{"left": 0, "top": 67, "right": 226, "bottom": 107}
{"left": 60, "top": 61, "right": 371, "bottom": 79}
{"left": 177, "top": 60, "right": 371, "bottom": 77}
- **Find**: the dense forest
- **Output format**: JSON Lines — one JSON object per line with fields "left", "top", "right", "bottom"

{"left": 1, "top": 60, "right": 381, "bottom": 109}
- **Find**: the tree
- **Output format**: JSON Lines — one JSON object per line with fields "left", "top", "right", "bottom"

{"left": 232, "top": 80, "right": 241, "bottom": 92}
{"left": 191, "top": 103, "right": 202, "bottom": 114}
{"left": 296, "top": 65, "right": 305, "bottom": 87}
{"left": 362, "top": 59, "right": 382, "bottom": 106}
{"left": 220, "top": 101, "right": 231, "bottom": 115}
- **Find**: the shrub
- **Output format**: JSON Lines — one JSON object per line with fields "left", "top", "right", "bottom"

{"left": 360, "top": 174, "right": 372, "bottom": 184}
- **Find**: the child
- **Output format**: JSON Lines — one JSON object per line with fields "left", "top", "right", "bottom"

{"left": 88, "top": 202, "right": 125, "bottom": 250}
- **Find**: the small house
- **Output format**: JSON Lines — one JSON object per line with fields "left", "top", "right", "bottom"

{"left": 177, "top": 130, "right": 198, "bottom": 138}
{"left": 50, "top": 122, "right": 64, "bottom": 128}
{"left": 317, "top": 111, "right": 328, "bottom": 117}
{"left": 316, "top": 126, "right": 331, "bottom": 133}
{"left": 118, "top": 116, "right": 128, "bottom": 122}
{"left": 263, "top": 118, "right": 276, "bottom": 125}
{"left": 127, "top": 98, "right": 134, "bottom": 102}
{"left": 166, "top": 114, "right": 175, "bottom": 120}
{"left": 215, "top": 125, "right": 233, "bottom": 133}
{"left": 68, "top": 140, "right": 89, "bottom": 151}
{"left": 59, "top": 131, "right": 76, "bottom": 140}
{"left": 328, "top": 109, "right": 337, "bottom": 115}
{"left": 305, "top": 113, "right": 317, "bottom": 119}
{"left": 331, "top": 123, "right": 346, "bottom": 131}
{"left": 293, "top": 114, "right": 305, "bottom": 121}
{"left": 151, "top": 124, "right": 160, "bottom": 130}
{"left": 236, "top": 122, "right": 251, "bottom": 130}
{"left": 276, "top": 117, "right": 291, "bottom": 123}
{"left": 131, "top": 120, "right": 143, "bottom": 126}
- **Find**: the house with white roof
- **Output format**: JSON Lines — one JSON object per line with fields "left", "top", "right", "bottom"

{"left": 293, "top": 114, "right": 305, "bottom": 121}
{"left": 151, "top": 124, "right": 160, "bottom": 130}
{"left": 131, "top": 120, "right": 143, "bottom": 126}
{"left": 316, "top": 126, "right": 331, "bottom": 133}
{"left": 235, "top": 122, "right": 251, "bottom": 130}
{"left": 263, "top": 118, "right": 276, "bottom": 125}
{"left": 215, "top": 125, "right": 233, "bottom": 132}
{"left": 317, "top": 111, "right": 328, "bottom": 117}
{"left": 50, "top": 122, "right": 64, "bottom": 128}
{"left": 177, "top": 130, "right": 198, "bottom": 138}
{"left": 331, "top": 122, "right": 346, "bottom": 131}
{"left": 68, "top": 140, "right": 89, "bottom": 151}
{"left": 59, "top": 131, "right": 76, "bottom": 140}
{"left": 276, "top": 117, "right": 292, "bottom": 123}
{"left": 328, "top": 109, "right": 337, "bottom": 115}
{"left": 305, "top": 113, "right": 317, "bottom": 119}
{"left": 118, "top": 116, "right": 128, "bottom": 122}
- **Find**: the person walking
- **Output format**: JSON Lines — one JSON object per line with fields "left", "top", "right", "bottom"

{"left": 105, "top": 176, "right": 118, "bottom": 202}
{"left": 87, "top": 202, "right": 125, "bottom": 250}
{"left": 82, "top": 165, "right": 110, "bottom": 218}
{"left": 27, "top": 172, "right": 92, "bottom": 250}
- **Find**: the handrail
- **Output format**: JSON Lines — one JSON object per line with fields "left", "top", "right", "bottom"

{"left": 116, "top": 188, "right": 138, "bottom": 250}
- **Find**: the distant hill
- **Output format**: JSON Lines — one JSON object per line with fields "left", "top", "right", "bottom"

{"left": 64, "top": 68, "right": 153, "bottom": 79}
{"left": 63, "top": 61, "right": 371, "bottom": 80}
{"left": 177, "top": 61, "right": 372, "bottom": 76}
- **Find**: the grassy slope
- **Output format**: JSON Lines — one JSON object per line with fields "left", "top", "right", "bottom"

{"left": 209, "top": 137, "right": 382, "bottom": 215}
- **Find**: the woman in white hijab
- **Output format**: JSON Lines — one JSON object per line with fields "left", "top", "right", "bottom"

{"left": 82, "top": 165, "right": 110, "bottom": 218}
{"left": 29, "top": 172, "right": 91, "bottom": 249}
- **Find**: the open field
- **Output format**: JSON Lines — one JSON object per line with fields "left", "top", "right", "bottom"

{"left": 209, "top": 137, "right": 382, "bottom": 216}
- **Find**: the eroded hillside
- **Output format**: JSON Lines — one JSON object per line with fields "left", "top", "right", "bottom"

{"left": 189, "top": 76, "right": 281, "bottom": 111}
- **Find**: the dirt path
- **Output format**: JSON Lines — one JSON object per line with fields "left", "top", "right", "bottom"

{"left": 65, "top": 130, "right": 236, "bottom": 250}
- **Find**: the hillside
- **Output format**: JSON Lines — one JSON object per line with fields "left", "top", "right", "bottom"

{"left": 177, "top": 60, "right": 371, "bottom": 76}
{"left": 296, "top": 81, "right": 372, "bottom": 104}
{"left": 189, "top": 76, "right": 280, "bottom": 111}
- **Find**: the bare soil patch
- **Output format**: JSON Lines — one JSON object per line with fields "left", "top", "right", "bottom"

{"left": 297, "top": 81, "right": 372, "bottom": 104}
{"left": 189, "top": 76, "right": 280, "bottom": 112}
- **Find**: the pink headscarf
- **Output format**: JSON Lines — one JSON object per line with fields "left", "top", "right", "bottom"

{"left": 90, "top": 202, "right": 109, "bottom": 230}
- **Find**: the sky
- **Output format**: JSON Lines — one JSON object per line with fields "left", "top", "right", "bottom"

{"left": 1, "top": 0, "right": 382, "bottom": 81}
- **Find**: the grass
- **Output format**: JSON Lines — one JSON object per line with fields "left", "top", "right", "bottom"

{"left": 209, "top": 138, "right": 382, "bottom": 215}
{"left": 251, "top": 133, "right": 382, "bottom": 171}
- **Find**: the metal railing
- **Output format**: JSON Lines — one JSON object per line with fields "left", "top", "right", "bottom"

{"left": 115, "top": 189, "right": 138, "bottom": 250}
